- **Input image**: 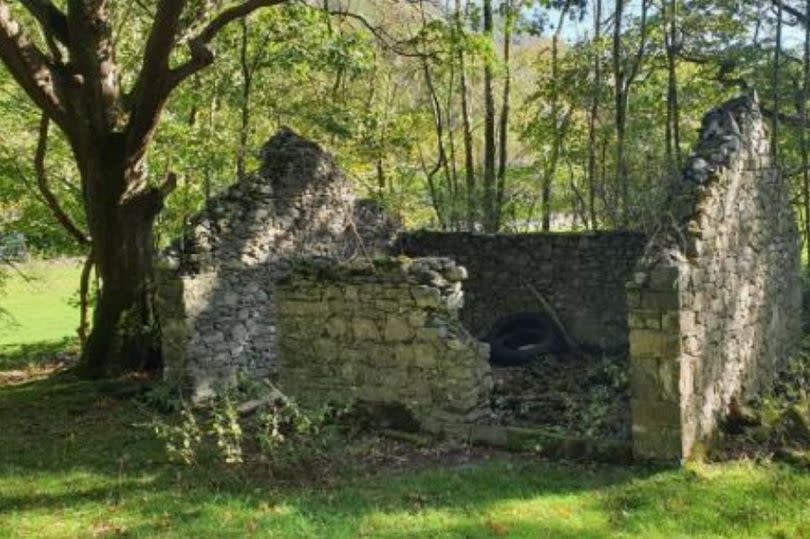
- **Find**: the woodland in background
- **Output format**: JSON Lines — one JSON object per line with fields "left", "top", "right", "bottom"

{"left": 0, "top": 0, "right": 808, "bottom": 369}
{"left": 4, "top": 0, "right": 803, "bottom": 243}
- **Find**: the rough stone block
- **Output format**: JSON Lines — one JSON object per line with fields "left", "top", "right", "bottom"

{"left": 631, "top": 398, "right": 680, "bottom": 427}
{"left": 641, "top": 291, "right": 679, "bottom": 311}
{"left": 629, "top": 310, "right": 662, "bottom": 330}
{"left": 649, "top": 266, "right": 679, "bottom": 289}
{"left": 353, "top": 318, "right": 381, "bottom": 341}
{"left": 411, "top": 285, "right": 442, "bottom": 307}
{"left": 324, "top": 316, "right": 348, "bottom": 339}
{"left": 630, "top": 329, "right": 663, "bottom": 357}
{"left": 384, "top": 315, "right": 416, "bottom": 342}
{"left": 662, "top": 310, "right": 680, "bottom": 331}
{"left": 629, "top": 357, "right": 661, "bottom": 401}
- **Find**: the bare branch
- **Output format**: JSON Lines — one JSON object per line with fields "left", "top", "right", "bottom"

{"left": 773, "top": 0, "right": 806, "bottom": 26}
{"left": 625, "top": 0, "right": 650, "bottom": 92}
{"left": 168, "top": 0, "right": 289, "bottom": 89}
{"left": 324, "top": 8, "right": 437, "bottom": 59}
{"left": 761, "top": 104, "right": 810, "bottom": 128}
{"left": 34, "top": 115, "right": 90, "bottom": 245}
{"left": 196, "top": 0, "right": 288, "bottom": 43}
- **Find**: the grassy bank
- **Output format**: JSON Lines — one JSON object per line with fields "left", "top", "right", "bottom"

{"left": 1, "top": 372, "right": 810, "bottom": 538}
{"left": 0, "top": 259, "right": 82, "bottom": 369}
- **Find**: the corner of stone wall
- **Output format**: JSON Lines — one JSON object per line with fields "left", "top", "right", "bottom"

{"left": 274, "top": 257, "right": 493, "bottom": 438}
{"left": 628, "top": 93, "right": 803, "bottom": 461}
{"left": 154, "top": 263, "right": 189, "bottom": 387}
{"left": 627, "top": 262, "right": 683, "bottom": 460}
{"left": 155, "top": 262, "right": 234, "bottom": 399}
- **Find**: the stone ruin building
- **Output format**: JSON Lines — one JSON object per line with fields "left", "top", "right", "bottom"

{"left": 156, "top": 94, "right": 802, "bottom": 461}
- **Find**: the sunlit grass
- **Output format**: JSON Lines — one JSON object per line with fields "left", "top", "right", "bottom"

{"left": 2, "top": 372, "right": 810, "bottom": 538}
{"left": 0, "top": 258, "right": 82, "bottom": 369}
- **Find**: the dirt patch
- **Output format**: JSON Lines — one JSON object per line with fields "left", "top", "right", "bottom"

{"left": 0, "top": 354, "right": 77, "bottom": 386}
{"left": 490, "top": 353, "right": 630, "bottom": 440}
{"left": 233, "top": 433, "right": 522, "bottom": 488}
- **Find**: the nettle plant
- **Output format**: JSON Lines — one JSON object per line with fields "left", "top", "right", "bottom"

{"left": 151, "top": 380, "right": 327, "bottom": 467}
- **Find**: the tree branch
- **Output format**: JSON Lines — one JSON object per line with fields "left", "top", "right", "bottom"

{"left": 772, "top": 0, "right": 806, "bottom": 26}
{"left": 126, "top": 0, "right": 188, "bottom": 156}
{"left": 168, "top": 0, "right": 289, "bottom": 90}
{"left": 19, "top": 0, "right": 69, "bottom": 45}
{"left": 196, "top": 0, "right": 288, "bottom": 43}
{"left": 0, "top": 3, "right": 66, "bottom": 128}
{"left": 77, "top": 247, "right": 94, "bottom": 346}
{"left": 65, "top": 0, "right": 120, "bottom": 134}
{"left": 324, "top": 8, "right": 437, "bottom": 59}
{"left": 761, "top": 104, "right": 810, "bottom": 128}
{"left": 34, "top": 115, "right": 90, "bottom": 245}
{"left": 624, "top": 0, "right": 650, "bottom": 92}
{"left": 127, "top": 0, "right": 289, "bottom": 156}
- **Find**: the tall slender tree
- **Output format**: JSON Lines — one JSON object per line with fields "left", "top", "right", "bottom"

{"left": 454, "top": 0, "right": 476, "bottom": 229}
{"left": 495, "top": 0, "right": 515, "bottom": 230}
{"left": 541, "top": 1, "right": 572, "bottom": 231}
{"left": 482, "top": 0, "right": 497, "bottom": 231}
{"left": 772, "top": 0, "right": 783, "bottom": 163}
{"left": 611, "top": 0, "right": 649, "bottom": 225}
{"left": 586, "top": 0, "right": 603, "bottom": 230}
{"left": 664, "top": 0, "right": 682, "bottom": 172}
{"left": 801, "top": 0, "right": 810, "bottom": 273}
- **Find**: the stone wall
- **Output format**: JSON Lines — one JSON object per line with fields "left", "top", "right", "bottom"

{"left": 155, "top": 129, "right": 397, "bottom": 398}
{"left": 275, "top": 258, "right": 493, "bottom": 435}
{"left": 628, "top": 94, "right": 803, "bottom": 460}
{"left": 398, "top": 231, "right": 647, "bottom": 351}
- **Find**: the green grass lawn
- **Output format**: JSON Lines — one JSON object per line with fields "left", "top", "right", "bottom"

{"left": 0, "top": 259, "right": 82, "bottom": 369}
{"left": 1, "top": 373, "right": 810, "bottom": 538}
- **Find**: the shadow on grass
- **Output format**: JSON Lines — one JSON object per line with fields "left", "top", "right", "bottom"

{"left": 1, "top": 373, "right": 808, "bottom": 538}
{"left": 0, "top": 337, "right": 78, "bottom": 372}
{"left": 0, "top": 372, "right": 663, "bottom": 536}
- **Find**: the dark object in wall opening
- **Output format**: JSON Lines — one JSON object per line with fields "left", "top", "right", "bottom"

{"left": 485, "top": 312, "right": 565, "bottom": 366}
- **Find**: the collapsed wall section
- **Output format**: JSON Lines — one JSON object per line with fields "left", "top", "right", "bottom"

{"left": 628, "top": 94, "right": 802, "bottom": 460}
{"left": 274, "top": 258, "right": 493, "bottom": 435}
{"left": 155, "top": 129, "right": 396, "bottom": 397}
{"left": 399, "top": 232, "right": 647, "bottom": 351}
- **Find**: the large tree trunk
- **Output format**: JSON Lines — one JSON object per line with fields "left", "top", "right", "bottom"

{"left": 80, "top": 148, "right": 164, "bottom": 377}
